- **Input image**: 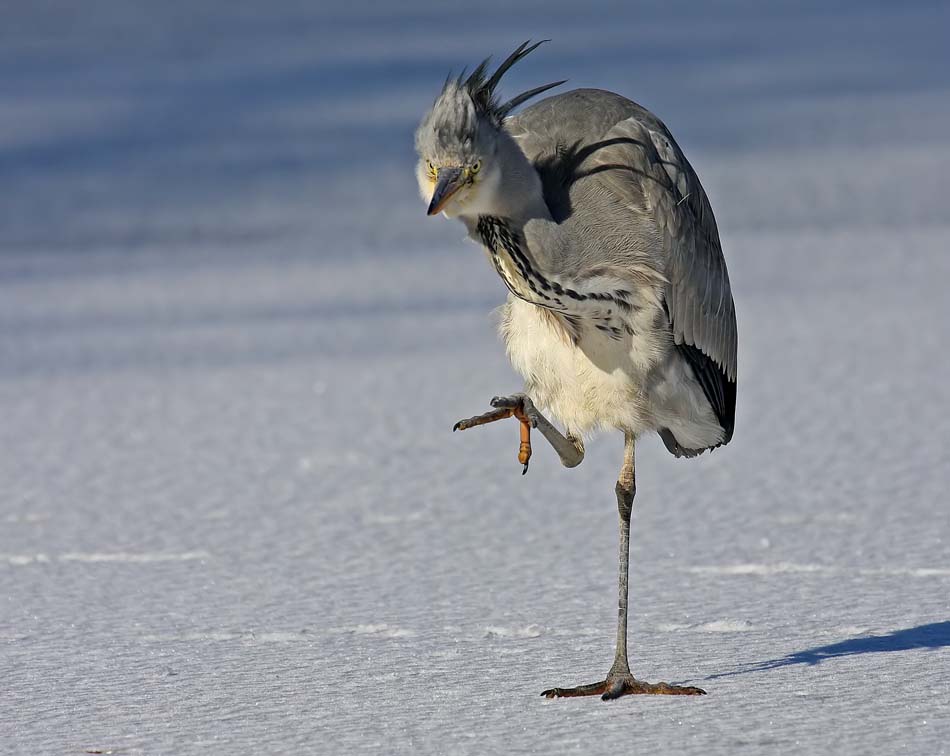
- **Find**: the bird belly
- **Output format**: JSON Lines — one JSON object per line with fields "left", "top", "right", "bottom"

{"left": 500, "top": 297, "right": 657, "bottom": 436}
{"left": 500, "top": 296, "right": 725, "bottom": 450}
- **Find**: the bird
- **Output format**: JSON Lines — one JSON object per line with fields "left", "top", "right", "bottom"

{"left": 414, "top": 40, "right": 736, "bottom": 700}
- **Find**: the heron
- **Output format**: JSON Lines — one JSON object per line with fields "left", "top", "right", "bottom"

{"left": 414, "top": 41, "right": 736, "bottom": 700}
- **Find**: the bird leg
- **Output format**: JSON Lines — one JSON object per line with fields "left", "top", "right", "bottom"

{"left": 542, "top": 434, "right": 706, "bottom": 700}
{"left": 453, "top": 394, "right": 584, "bottom": 474}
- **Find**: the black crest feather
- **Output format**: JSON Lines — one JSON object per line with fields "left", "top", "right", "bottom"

{"left": 453, "top": 40, "right": 565, "bottom": 127}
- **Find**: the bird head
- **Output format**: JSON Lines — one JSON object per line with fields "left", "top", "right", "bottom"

{"left": 414, "top": 41, "right": 564, "bottom": 218}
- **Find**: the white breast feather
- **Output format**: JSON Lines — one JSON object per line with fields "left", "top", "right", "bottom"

{"left": 500, "top": 296, "right": 724, "bottom": 449}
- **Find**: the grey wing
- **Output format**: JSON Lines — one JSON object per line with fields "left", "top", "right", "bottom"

{"left": 589, "top": 116, "right": 737, "bottom": 380}
{"left": 589, "top": 115, "right": 738, "bottom": 440}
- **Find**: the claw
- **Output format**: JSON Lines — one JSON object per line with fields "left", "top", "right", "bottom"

{"left": 601, "top": 679, "right": 627, "bottom": 700}
{"left": 454, "top": 395, "right": 533, "bottom": 473}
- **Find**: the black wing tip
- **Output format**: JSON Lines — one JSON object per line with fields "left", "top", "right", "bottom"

{"left": 677, "top": 342, "right": 735, "bottom": 426}
{"left": 657, "top": 425, "right": 734, "bottom": 459}
{"left": 719, "top": 372, "right": 737, "bottom": 443}
{"left": 662, "top": 340, "right": 736, "bottom": 458}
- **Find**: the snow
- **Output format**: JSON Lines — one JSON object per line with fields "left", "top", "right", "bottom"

{"left": 2, "top": 1, "right": 950, "bottom": 753}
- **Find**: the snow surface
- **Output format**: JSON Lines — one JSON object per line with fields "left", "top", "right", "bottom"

{"left": 2, "top": 1, "right": 949, "bottom": 753}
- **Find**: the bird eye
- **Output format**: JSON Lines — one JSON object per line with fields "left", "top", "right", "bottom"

{"left": 471, "top": 161, "right": 481, "bottom": 174}
{"left": 425, "top": 160, "right": 436, "bottom": 176}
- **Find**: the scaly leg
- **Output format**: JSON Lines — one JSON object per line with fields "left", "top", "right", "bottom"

{"left": 454, "top": 394, "right": 584, "bottom": 473}
{"left": 542, "top": 433, "right": 706, "bottom": 700}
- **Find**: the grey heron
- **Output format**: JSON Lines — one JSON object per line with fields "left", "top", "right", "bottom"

{"left": 415, "top": 41, "right": 736, "bottom": 699}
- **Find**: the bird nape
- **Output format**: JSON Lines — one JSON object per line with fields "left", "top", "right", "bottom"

{"left": 415, "top": 40, "right": 737, "bottom": 700}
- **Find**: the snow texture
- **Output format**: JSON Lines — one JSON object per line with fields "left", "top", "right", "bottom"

{"left": 2, "top": 1, "right": 949, "bottom": 753}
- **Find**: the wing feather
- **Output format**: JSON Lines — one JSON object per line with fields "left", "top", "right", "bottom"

{"left": 587, "top": 115, "right": 737, "bottom": 382}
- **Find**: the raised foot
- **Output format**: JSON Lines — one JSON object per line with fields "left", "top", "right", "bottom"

{"left": 542, "top": 673, "right": 706, "bottom": 700}
{"left": 452, "top": 395, "right": 537, "bottom": 474}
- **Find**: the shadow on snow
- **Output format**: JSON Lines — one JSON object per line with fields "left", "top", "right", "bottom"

{"left": 706, "top": 621, "right": 950, "bottom": 680}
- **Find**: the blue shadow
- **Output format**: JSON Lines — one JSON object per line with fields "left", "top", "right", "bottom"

{"left": 707, "top": 621, "right": 950, "bottom": 680}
